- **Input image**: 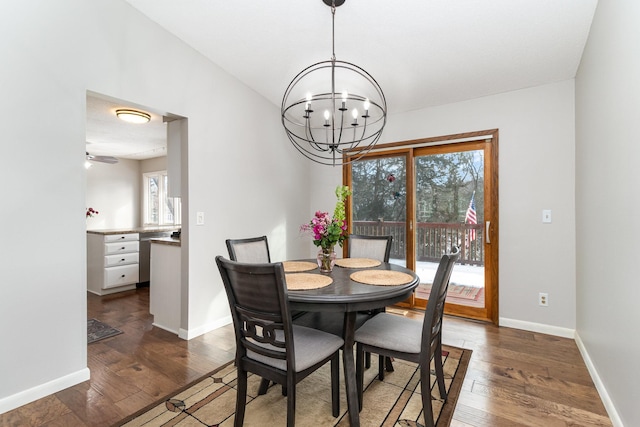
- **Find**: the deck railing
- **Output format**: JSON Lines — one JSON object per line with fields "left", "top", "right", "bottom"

{"left": 352, "top": 221, "right": 484, "bottom": 266}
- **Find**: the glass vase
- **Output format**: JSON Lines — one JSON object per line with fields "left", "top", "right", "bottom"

{"left": 317, "top": 246, "right": 337, "bottom": 273}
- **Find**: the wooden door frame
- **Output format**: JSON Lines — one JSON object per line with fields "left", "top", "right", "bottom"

{"left": 344, "top": 129, "right": 499, "bottom": 324}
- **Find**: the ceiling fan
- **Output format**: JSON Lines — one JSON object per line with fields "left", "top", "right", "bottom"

{"left": 86, "top": 152, "right": 118, "bottom": 164}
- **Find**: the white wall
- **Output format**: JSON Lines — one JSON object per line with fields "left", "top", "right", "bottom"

{"left": 0, "top": 0, "right": 308, "bottom": 412}
{"left": 141, "top": 156, "right": 167, "bottom": 174}
{"left": 575, "top": 1, "right": 640, "bottom": 426}
{"left": 86, "top": 159, "right": 140, "bottom": 229}
{"left": 311, "top": 80, "right": 577, "bottom": 332}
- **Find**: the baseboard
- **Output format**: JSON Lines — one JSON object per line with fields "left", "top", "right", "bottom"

{"left": 0, "top": 368, "right": 90, "bottom": 415}
{"left": 499, "top": 317, "right": 575, "bottom": 338}
{"left": 179, "top": 315, "right": 232, "bottom": 340}
{"left": 574, "top": 333, "right": 624, "bottom": 427}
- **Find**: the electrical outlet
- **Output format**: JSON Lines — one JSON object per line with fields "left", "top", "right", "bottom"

{"left": 539, "top": 292, "right": 549, "bottom": 307}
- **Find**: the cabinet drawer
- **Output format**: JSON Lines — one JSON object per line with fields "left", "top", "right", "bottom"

{"left": 105, "top": 252, "right": 139, "bottom": 267}
{"left": 104, "top": 264, "right": 139, "bottom": 289}
{"left": 105, "top": 241, "right": 139, "bottom": 255}
{"left": 105, "top": 233, "right": 139, "bottom": 243}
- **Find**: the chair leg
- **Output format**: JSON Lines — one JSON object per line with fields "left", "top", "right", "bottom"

{"left": 365, "top": 351, "right": 371, "bottom": 369}
{"left": 419, "top": 365, "right": 435, "bottom": 427}
{"left": 377, "top": 354, "right": 385, "bottom": 381}
{"left": 331, "top": 353, "right": 340, "bottom": 417}
{"left": 385, "top": 356, "right": 395, "bottom": 372}
{"left": 356, "top": 343, "right": 365, "bottom": 411}
{"left": 286, "top": 379, "right": 296, "bottom": 427}
{"left": 257, "top": 378, "right": 270, "bottom": 395}
{"left": 235, "top": 369, "right": 248, "bottom": 427}
{"left": 434, "top": 341, "right": 447, "bottom": 400}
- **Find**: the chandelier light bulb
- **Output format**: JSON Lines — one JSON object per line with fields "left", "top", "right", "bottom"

{"left": 352, "top": 108, "right": 358, "bottom": 119}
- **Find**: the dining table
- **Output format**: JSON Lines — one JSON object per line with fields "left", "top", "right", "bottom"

{"left": 283, "top": 258, "right": 420, "bottom": 427}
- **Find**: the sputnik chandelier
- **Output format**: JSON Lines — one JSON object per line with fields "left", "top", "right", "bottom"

{"left": 281, "top": 0, "right": 387, "bottom": 166}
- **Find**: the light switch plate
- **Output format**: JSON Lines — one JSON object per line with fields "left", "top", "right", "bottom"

{"left": 542, "top": 209, "right": 552, "bottom": 223}
{"left": 196, "top": 211, "right": 205, "bottom": 225}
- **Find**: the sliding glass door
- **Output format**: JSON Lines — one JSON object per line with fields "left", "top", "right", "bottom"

{"left": 346, "top": 133, "right": 498, "bottom": 323}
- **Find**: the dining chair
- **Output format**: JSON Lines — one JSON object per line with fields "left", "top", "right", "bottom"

{"left": 226, "top": 235, "right": 306, "bottom": 395}
{"left": 216, "top": 256, "right": 344, "bottom": 427}
{"left": 354, "top": 247, "right": 460, "bottom": 427}
{"left": 348, "top": 234, "right": 394, "bottom": 370}
{"left": 226, "top": 235, "right": 271, "bottom": 263}
{"left": 293, "top": 235, "right": 395, "bottom": 346}
{"left": 348, "top": 234, "right": 393, "bottom": 262}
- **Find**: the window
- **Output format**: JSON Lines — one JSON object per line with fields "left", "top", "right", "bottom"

{"left": 143, "top": 171, "right": 181, "bottom": 225}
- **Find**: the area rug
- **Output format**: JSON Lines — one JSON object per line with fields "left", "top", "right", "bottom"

{"left": 87, "top": 318, "right": 122, "bottom": 344}
{"left": 118, "top": 346, "right": 471, "bottom": 427}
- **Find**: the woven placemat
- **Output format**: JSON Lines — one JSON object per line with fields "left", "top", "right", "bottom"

{"left": 282, "top": 261, "right": 318, "bottom": 273}
{"left": 350, "top": 270, "right": 414, "bottom": 286}
{"left": 285, "top": 273, "right": 333, "bottom": 290}
{"left": 335, "top": 258, "right": 381, "bottom": 268}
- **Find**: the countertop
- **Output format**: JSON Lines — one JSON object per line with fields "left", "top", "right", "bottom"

{"left": 87, "top": 226, "right": 180, "bottom": 235}
{"left": 150, "top": 237, "right": 181, "bottom": 247}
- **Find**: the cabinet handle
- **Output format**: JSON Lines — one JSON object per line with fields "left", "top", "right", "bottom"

{"left": 120, "top": 236, "right": 125, "bottom": 239}
{"left": 121, "top": 274, "right": 126, "bottom": 278}
{"left": 121, "top": 258, "right": 125, "bottom": 262}
{"left": 121, "top": 247, "right": 126, "bottom": 250}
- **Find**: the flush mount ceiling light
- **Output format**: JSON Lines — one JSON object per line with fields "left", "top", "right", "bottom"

{"left": 116, "top": 108, "right": 151, "bottom": 124}
{"left": 281, "top": 0, "right": 387, "bottom": 166}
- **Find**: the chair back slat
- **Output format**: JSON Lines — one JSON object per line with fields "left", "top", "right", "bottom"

{"left": 348, "top": 234, "right": 393, "bottom": 262}
{"left": 226, "top": 236, "right": 271, "bottom": 263}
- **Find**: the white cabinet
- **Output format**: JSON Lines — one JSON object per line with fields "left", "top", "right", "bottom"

{"left": 150, "top": 239, "right": 181, "bottom": 335}
{"left": 87, "top": 232, "right": 140, "bottom": 295}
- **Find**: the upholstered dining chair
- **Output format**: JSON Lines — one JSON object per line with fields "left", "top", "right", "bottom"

{"left": 226, "top": 235, "right": 306, "bottom": 395}
{"left": 354, "top": 247, "right": 460, "bottom": 427}
{"left": 226, "top": 235, "right": 271, "bottom": 263}
{"left": 216, "top": 256, "right": 343, "bottom": 427}
{"left": 293, "top": 235, "right": 395, "bottom": 345}
{"left": 348, "top": 234, "right": 394, "bottom": 370}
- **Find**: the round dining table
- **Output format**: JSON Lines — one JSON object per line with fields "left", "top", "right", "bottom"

{"left": 286, "top": 260, "right": 419, "bottom": 427}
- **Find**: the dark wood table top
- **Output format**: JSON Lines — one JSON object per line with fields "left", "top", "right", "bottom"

{"left": 286, "top": 260, "right": 419, "bottom": 312}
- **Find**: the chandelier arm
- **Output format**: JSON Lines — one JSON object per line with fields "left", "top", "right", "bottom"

{"left": 305, "top": 117, "right": 326, "bottom": 150}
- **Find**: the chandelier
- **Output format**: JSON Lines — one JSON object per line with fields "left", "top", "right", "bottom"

{"left": 281, "top": 0, "right": 387, "bottom": 166}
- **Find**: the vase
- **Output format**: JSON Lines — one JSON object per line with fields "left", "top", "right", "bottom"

{"left": 317, "top": 246, "right": 337, "bottom": 273}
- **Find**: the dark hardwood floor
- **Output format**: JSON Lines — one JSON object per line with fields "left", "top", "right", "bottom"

{"left": 1, "top": 289, "right": 612, "bottom": 426}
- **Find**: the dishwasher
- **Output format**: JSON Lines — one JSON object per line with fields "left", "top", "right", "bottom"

{"left": 138, "top": 231, "right": 173, "bottom": 285}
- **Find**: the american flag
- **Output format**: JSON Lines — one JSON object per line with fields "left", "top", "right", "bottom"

{"left": 465, "top": 192, "right": 477, "bottom": 242}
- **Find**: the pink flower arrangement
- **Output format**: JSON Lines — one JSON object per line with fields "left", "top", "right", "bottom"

{"left": 301, "top": 186, "right": 351, "bottom": 250}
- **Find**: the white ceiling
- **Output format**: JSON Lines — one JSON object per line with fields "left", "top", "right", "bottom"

{"left": 89, "top": 0, "right": 598, "bottom": 160}
{"left": 86, "top": 94, "right": 167, "bottom": 160}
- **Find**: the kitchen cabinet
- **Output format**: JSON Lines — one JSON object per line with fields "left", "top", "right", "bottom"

{"left": 87, "top": 231, "right": 140, "bottom": 295}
